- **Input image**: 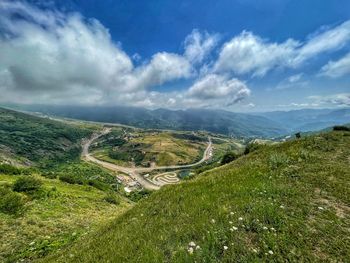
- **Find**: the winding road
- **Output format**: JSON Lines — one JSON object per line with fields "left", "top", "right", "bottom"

{"left": 82, "top": 128, "right": 213, "bottom": 190}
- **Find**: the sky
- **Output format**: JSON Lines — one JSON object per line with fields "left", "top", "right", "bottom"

{"left": 0, "top": 0, "right": 349, "bottom": 112}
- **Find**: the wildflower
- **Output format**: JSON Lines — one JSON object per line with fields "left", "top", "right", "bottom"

{"left": 318, "top": 206, "right": 324, "bottom": 210}
{"left": 270, "top": 227, "right": 276, "bottom": 231}
{"left": 232, "top": 226, "right": 238, "bottom": 230}
{"left": 263, "top": 226, "right": 268, "bottom": 230}
{"left": 224, "top": 246, "right": 228, "bottom": 250}
{"left": 280, "top": 205, "right": 285, "bottom": 209}
{"left": 238, "top": 217, "right": 243, "bottom": 221}
{"left": 268, "top": 250, "right": 274, "bottom": 255}
{"left": 211, "top": 219, "right": 216, "bottom": 223}
{"left": 229, "top": 221, "right": 233, "bottom": 224}
{"left": 188, "top": 247, "right": 194, "bottom": 254}
{"left": 230, "top": 212, "right": 235, "bottom": 215}
{"left": 189, "top": 241, "right": 196, "bottom": 247}
{"left": 196, "top": 245, "right": 201, "bottom": 250}
{"left": 252, "top": 248, "right": 258, "bottom": 253}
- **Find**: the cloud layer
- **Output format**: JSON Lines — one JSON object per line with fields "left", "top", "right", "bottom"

{"left": 0, "top": 1, "right": 349, "bottom": 110}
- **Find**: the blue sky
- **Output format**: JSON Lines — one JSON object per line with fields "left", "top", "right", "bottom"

{"left": 0, "top": 0, "right": 349, "bottom": 111}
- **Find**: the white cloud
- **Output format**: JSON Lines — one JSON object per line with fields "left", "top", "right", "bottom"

{"left": 0, "top": 1, "right": 197, "bottom": 105}
{"left": 320, "top": 52, "right": 350, "bottom": 78}
{"left": 309, "top": 93, "right": 350, "bottom": 106}
{"left": 214, "top": 31, "right": 298, "bottom": 76}
{"left": 184, "top": 29, "right": 219, "bottom": 64}
{"left": 214, "top": 20, "right": 350, "bottom": 77}
{"left": 288, "top": 73, "right": 303, "bottom": 83}
{"left": 135, "top": 52, "right": 192, "bottom": 89}
{"left": 186, "top": 74, "right": 250, "bottom": 107}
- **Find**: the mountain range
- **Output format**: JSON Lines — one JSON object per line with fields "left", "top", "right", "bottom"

{"left": 5, "top": 105, "right": 350, "bottom": 138}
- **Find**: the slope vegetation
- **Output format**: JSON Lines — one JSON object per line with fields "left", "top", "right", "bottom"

{"left": 0, "top": 108, "right": 92, "bottom": 166}
{"left": 47, "top": 130, "right": 350, "bottom": 262}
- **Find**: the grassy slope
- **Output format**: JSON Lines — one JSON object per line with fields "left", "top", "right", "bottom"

{"left": 0, "top": 108, "right": 92, "bottom": 165}
{"left": 0, "top": 174, "right": 131, "bottom": 262}
{"left": 47, "top": 131, "right": 350, "bottom": 262}
{"left": 0, "top": 109, "right": 132, "bottom": 261}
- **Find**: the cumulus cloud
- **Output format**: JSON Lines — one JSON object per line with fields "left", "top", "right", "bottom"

{"left": 214, "top": 31, "right": 298, "bottom": 76}
{"left": 0, "top": 1, "right": 250, "bottom": 108}
{"left": 214, "top": 20, "right": 350, "bottom": 76}
{"left": 0, "top": 1, "right": 195, "bottom": 105}
{"left": 186, "top": 74, "right": 250, "bottom": 106}
{"left": 184, "top": 29, "right": 219, "bottom": 64}
{"left": 320, "top": 52, "right": 350, "bottom": 78}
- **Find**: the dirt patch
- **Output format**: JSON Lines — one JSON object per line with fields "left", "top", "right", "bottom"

{"left": 314, "top": 188, "right": 350, "bottom": 219}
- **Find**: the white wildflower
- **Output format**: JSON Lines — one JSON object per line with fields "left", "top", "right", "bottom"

{"left": 318, "top": 206, "right": 324, "bottom": 210}
{"left": 229, "top": 221, "right": 233, "bottom": 224}
{"left": 211, "top": 219, "right": 216, "bottom": 223}
{"left": 224, "top": 246, "right": 228, "bottom": 250}
{"left": 238, "top": 217, "right": 243, "bottom": 221}
{"left": 268, "top": 250, "right": 274, "bottom": 255}
{"left": 196, "top": 245, "right": 201, "bottom": 250}
{"left": 189, "top": 241, "right": 196, "bottom": 247}
{"left": 263, "top": 226, "right": 268, "bottom": 230}
{"left": 188, "top": 247, "right": 194, "bottom": 254}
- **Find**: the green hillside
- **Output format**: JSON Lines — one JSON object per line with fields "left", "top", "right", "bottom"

{"left": 0, "top": 109, "right": 132, "bottom": 262}
{"left": 47, "top": 130, "right": 350, "bottom": 262}
{"left": 0, "top": 108, "right": 92, "bottom": 166}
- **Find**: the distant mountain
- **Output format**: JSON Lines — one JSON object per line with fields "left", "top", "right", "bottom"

{"left": 259, "top": 108, "right": 350, "bottom": 132}
{"left": 7, "top": 105, "right": 288, "bottom": 138}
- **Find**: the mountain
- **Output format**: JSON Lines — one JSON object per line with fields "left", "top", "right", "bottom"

{"left": 259, "top": 108, "right": 350, "bottom": 132}
{"left": 6, "top": 105, "right": 288, "bottom": 138}
{"left": 46, "top": 129, "right": 350, "bottom": 262}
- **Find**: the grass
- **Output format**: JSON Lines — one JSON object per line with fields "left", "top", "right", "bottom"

{"left": 46, "top": 131, "right": 350, "bottom": 262}
{"left": 0, "top": 173, "right": 131, "bottom": 262}
{"left": 0, "top": 108, "right": 92, "bottom": 166}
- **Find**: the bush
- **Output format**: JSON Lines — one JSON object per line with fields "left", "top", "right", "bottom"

{"left": 269, "top": 153, "right": 290, "bottom": 169}
{"left": 244, "top": 142, "right": 261, "bottom": 155}
{"left": 88, "top": 180, "right": 110, "bottom": 191}
{"left": 221, "top": 152, "right": 239, "bottom": 164}
{"left": 13, "top": 176, "right": 43, "bottom": 193}
{"left": 59, "top": 175, "right": 85, "bottom": 185}
{"left": 0, "top": 164, "right": 22, "bottom": 175}
{"left": 103, "top": 193, "right": 120, "bottom": 205}
{"left": 0, "top": 187, "right": 25, "bottom": 215}
{"left": 333, "top": 125, "right": 350, "bottom": 132}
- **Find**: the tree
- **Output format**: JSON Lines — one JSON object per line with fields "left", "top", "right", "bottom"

{"left": 221, "top": 152, "right": 238, "bottom": 164}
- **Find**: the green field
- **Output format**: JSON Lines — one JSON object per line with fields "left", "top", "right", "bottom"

{"left": 91, "top": 129, "right": 242, "bottom": 168}
{"left": 46, "top": 130, "right": 350, "bottom": 262}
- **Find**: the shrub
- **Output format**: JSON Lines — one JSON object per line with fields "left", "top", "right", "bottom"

{"left": 333, "top": 125, "right": 350, "bottom": 132}
{"left": 244, "top": 142, "right": 261, "bottom": 155}
{"left": 221, "top": 152, "right": 239, "bottom": 164}
{"left": 0, "top": 164, "right": 21, "bottom": 175}
{"left": 88, "top": 180, "right": 110, "bottom": 191}
{"left": 0, "top": 187, "right": 25, "bottom": 215}
{"left": 269, "top": 153, "right": 289, "bottom": 169}
{"left": 103, "top": 193, "right": 120, "bottom": 205}
{"left": 59, "top": 175, "right": 85, "bottom": 185}
{"left": 13, "top": 176, "right": 42, "bottom": 193}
